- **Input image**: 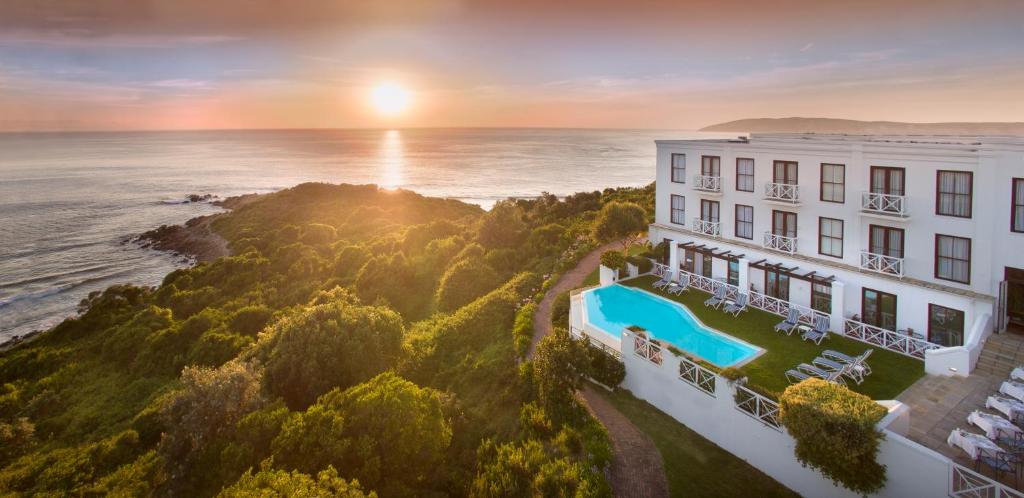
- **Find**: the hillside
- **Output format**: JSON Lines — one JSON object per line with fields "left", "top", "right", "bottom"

{"left": 700, "top": 117, "right": 1024, "bottom": 136}
{"left": 0, "top": 182, "right": 655, "bottom": 497}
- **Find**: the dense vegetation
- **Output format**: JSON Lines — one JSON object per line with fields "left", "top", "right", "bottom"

{"left": 0, "top": 182, "right": 652, "bottom": 496}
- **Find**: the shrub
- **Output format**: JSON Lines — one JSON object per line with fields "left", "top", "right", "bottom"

{"left": 591, "top": 201, "right": 647, "bottom": 243}
{"left": 222, "top": 465, "right": 373, "bottom": 497}
{"left": 532, "top": 329, "right": 589, "bottom": 419}
{"left": 435, "top": 257, "right": 502, "bottom": 312}
{"left": 228, "top": 305, "right": 274, "bottom": 336}
{"left": 779, "top": 378, "right": 887, "bottom": 495}
{"left": 585, "top": 346, "right": 625, "bottom": 388}
{"left": 513, "top": 303, "right": 537, "bottom": 359}
{"left": 550, "top": 292, "right": 570, "bottom": 328}
{"left": 599, "top": 250, "right": 626, "bottom": 272}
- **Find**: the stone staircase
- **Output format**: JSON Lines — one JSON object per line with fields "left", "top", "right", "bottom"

{"left": 975, "top": 333, "right": 1024, "bottom": 377}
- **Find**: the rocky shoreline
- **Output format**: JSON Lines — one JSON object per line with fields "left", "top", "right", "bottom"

{"left": 129, "top": 193, "right": 262, "bottom": 263}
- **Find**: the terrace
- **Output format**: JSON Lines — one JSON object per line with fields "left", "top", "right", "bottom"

{"left": 614, "top": 274, "right": 924, "bottom": 398}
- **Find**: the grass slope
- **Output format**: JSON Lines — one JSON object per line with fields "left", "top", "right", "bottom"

{"left": 620, "top": 275, "right": 924, "bottom": 399}
{"left": 595, "top": 388, "right": 798, "bottom": 498}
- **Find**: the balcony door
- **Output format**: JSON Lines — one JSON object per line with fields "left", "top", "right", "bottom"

{"left": 870, "top": 166, "right": 905, "bottom": 196}
{"left": 765, "top": 269, "right": 790, "bottom": 301}
{"left": 862, "top": 288, "right": 897, "bottom": 330}
{"left": 868, "top": 225, "right": 904, "bottom": 258}
{"left": 773, "top": 161, "right": 798, "bottom": 185}
{"left": 700, "top": 199, "right": 720, "bottom": 223}
{"left": 701, "top": 156, "right": 720, "bottom": 177}
{"left": 772, "top": 210, "right": 797, "bottom": 238}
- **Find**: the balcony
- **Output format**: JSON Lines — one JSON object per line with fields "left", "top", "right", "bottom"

{"left": 691, "top": 218, "right": 721, "bottom": 237}
{"left": 861, "top": 192, "right": 909, "bottom": 219}
{"left": 692, "top": 175, "right": 722, "bottom": 193}
{"left": 763, "top": 182, "right": 799, "bottom": 204}
{"left": 763, "top": 232, "right": 797, "bottom": 254}
{"left": 859, "top": 250, "right": 905, "bottom": 277}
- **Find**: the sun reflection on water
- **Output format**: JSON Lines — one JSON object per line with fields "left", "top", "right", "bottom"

{"left": 378, "top": 129, "right": 405, "bottom": 189}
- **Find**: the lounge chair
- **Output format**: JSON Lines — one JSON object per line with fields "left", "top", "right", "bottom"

{"left": 797, "top": 363, "right": 847, "bottom": 386}
{"left": 704, "top": 285, "right": 727, "bottom": 309}
{"left": 822, "top": 349, "right": 873, "bottom": 376}
{"left": 667, "top": 274, "right": 690, "bottom": 295}
{"left": 801, "top": 315, "right": 830, "bottom": 345}
{"left": 773, "top": 308, "right": 802, "bottom": 335}
{"left": 652, "top": 271, "right": 673, "bottom": 290}
{"left": 723, "top": 293, "right": 748, "bottom": 316}
{"left": 812, "top": 357, "right": 863, "bottom": 385}
{"left": 785, "top": 368, "right": 809, "bottom": 384}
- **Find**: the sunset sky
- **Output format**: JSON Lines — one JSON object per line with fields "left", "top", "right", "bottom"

{"left": 1, "top": 0, "right": 1022, "bottom": 131}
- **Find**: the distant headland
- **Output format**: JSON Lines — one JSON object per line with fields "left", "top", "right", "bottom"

{"left": 700, "top": 117, "right": 1024, "bottom": 136}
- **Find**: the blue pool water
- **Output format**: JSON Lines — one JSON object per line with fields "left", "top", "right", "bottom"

{"left": 583, "top": 284, "right": 760, "bottom": 367}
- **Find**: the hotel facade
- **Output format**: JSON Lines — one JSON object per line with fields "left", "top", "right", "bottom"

{"left": 649, "top": 133, "right": 1024, "bottom": 371}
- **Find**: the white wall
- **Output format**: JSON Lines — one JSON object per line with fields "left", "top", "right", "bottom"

{"left": 619, "top": 329, "right": 953, "bottom": 498}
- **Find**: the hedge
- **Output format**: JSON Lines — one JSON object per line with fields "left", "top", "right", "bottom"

{"left": 779, "top": 378, "right": 887, "bottom": 495}
{"left": 513, "top": 303, "right": 538, "bottom": 359}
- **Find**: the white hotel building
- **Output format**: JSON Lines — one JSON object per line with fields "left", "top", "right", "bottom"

{"left": 649, "top": 133, "right": 1024, "bottom": 370}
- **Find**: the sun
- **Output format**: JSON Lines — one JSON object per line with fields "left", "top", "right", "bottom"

{"left": 370, "top": 82, "right": 411, "bottom": 115}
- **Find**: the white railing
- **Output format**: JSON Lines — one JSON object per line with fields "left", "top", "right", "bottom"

{"left": 844, "top": 319, "right": 941, "bottom": 360}
{"left": 764, "top": 182, "right": 799, "bottom": 202}
{"left": 633, "top": 334, "right": 663, "bottom": 365}
{"left": 748, "top": 291, "right": 829, "bottom": 328}
{"left": 763, "top": 232, "right": 797, "bottom": 254}
{"left": 862, "top": 191, "right": 908, "bottom": 217}
{"left": 572, "top": 326, "right": 622, "bottom": 360}
{"left": 734, "top": 384, "right": 781, "bottom": 431}
{"left": 674, "top": 269, "right": 828, "bottom": 328}
{"left": 693, "top": 174, "right": 721, "bottom": 192}
{"left": 691, "top": 218, "right": 721, "bottom": 237}
{"left": 678, "top": 356, "right": 717, "bottom": 397}
{"left": 949, "top": 462, "right": 1024, "bottom": 498}
{"left": 860, "top": 250, "right": 905, "bottom": 277}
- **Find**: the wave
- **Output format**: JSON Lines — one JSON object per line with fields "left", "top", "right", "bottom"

{"left": 0, "top": 263, "right": 123, "bottom": 290}
{"left": 0, "top": 268, "right": 138, "bottom": 309}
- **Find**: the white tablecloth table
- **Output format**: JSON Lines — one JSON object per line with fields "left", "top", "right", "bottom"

{"left": 999, "top": 381, "right": 1024, "bottom": 402}
{"left": 987, "top": 395, "right": 1024, "bottom": 422}
{"left": 968, "top": 410, "right": 1022, "bottom": 440}
{"left": 948, "top": 428, "right": 1005, "bottom": 460}
{"left": 1012, "top": 367, "right": 1024, "bottom": 382}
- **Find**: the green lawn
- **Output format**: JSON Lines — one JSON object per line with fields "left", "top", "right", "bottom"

{"left": 595, "top": 387, "right": 799, "bottom": 498}
{"left": 620, "top": 275, "right": 924, "bottom": 399}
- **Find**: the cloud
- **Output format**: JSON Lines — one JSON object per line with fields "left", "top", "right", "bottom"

{"left": 799, "top": 42, "right": 814, "bottom": 52}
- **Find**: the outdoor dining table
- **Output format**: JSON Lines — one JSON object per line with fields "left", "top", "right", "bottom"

{"left": 968, "top": 410, "right": 1022, "bottom": 440}
{"left": 1013, "top": 367, "right": 1024, "bottom": 383}
{"left": 1000, "top": 381, "right": 1024, "bottom": 403}
{"left": 987, "top": 395, "right": 1024, "bottom": 423}
{"left": 948, "top": 428, "right": 1006, "bottom": 460}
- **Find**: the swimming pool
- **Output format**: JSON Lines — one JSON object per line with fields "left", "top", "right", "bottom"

{"left": 582, "top": 284, "right": 761, "bottom": 368}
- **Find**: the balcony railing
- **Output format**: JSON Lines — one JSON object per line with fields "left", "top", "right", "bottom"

{"left": 764, "top": 182, "right": 799, "bottom": 203}
{"left": 633, "top": 333, "right": 663, "bottom": 365}
{"left": 734, "top": 384, "right": 781, "bottom": 431}
{"left": 763, "top": 232, "right": 797, "bottom": 254}
{"left": 691, "top": 218, "right": 721, "bottom": 237}
{"left": 679, "top": 356, "right": 717, "bottom": 397}
{"left": 862, "top": 191, "right": 908, "bottom": 217}
{"left": 693, "top": 174, "right": 721, "bottom": 192}
{"left": 860, "top": 250, "right": 904, "bottom": 277}
{"left": 843, "top": 319, "right": 941, "bottom": 359}
{"left": 676, "top": 269, "right": 828, "bottom": 328}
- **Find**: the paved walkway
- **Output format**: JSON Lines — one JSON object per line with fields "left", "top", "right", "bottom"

{"left": 529, "top": 241, "right": 670, "bottom": 498}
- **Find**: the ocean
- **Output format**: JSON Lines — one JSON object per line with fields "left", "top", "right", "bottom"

{"left": 0, "top": 128, "right": 730, "bottom": 341}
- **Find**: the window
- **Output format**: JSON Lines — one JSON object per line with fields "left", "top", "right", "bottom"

{"left": 811, "top": 283, "right": 832, "bottom": 313}
{"left": 936, "top": 171, "right": 972, "bottom": 218}
{"left": 670, "top": 194, "right": 685, "bottom": 225}
{"left": 773, "top": 160, "right": 798, "bottom": 185}
{"left": 1013, "top": 179, "right": 1024, "bottom": 233}
{"left": 935, "top": 234, "right": 971, "bottom": 284}
{"left": 736, "top": 158, "right": 754, "bottom": 192}
{"left": 671, "top": 153, "right": 686, "bottom": 183}
{"left": 700, "top": 199, "right": 720, "bottom": 222}
{"left": 928, "top": 304, "right": 965, "bottom": 347}
{"left": 701, "top": 254, "right": 712, "bottom": 278}
{"left": 735, "top": 204, "right": 753, "bottom": 239}
{"left": 701, "top": 155, "right": 721, "bottom": 177}
{"left": 820, "top": 163, "right": 845, "bottom": 203}
{"left": 772, "top": 210, "right": 797, "bottom": 238}
{"left": 862, "top": 288, "right": 897, "bottom": 330}
{"left": 869, "top": 225, "right": 904, "bottom": 259}
{"left": 682, "top": 249, "right": 695, "bottom": 273}
{"left": 765, "top": 269, "right": 789, "bottom": 300}
{"left": 818, "top": 217, "right": 844, "bottom": 258}
{"left": 870, "top": 166, "right": 905, "bottom": 196}
{"left": 728, "top": 261, "right": 739, "bottom": 286}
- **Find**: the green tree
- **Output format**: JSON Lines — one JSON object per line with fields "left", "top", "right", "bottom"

{"left": 477, "top": 202, "right": 527, "bottom": 249}
{"left": 435, "top": 257, "right": 502, "bottom": 312}
{"left": 532, "top": 329, "right": 589, "bottom": 419}
{"left": 257, "top": 302, "right": 404, "bottom": 410}
{"left": 591, "top": 201, "right": 647, "bottom": 249}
